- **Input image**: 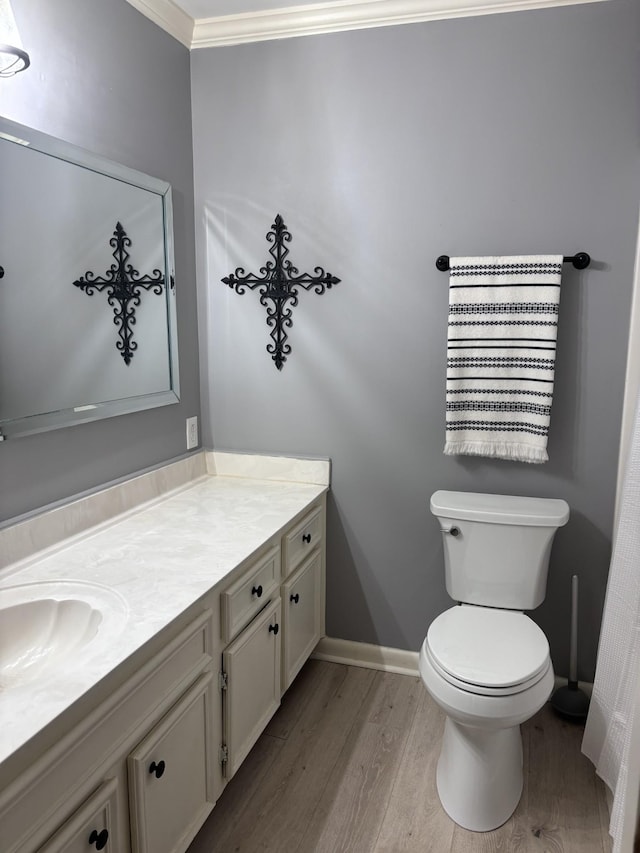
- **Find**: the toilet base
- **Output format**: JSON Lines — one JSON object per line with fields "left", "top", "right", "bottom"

{"left": 436, "top": 717, "right": 523, "bottom": 832}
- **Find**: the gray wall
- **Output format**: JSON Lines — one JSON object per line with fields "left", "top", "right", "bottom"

{"left": 0, "top": 0, "right": 200, "bottom": 523}
{"left": 192, "top": 0, "right": 640, "bottom": 681}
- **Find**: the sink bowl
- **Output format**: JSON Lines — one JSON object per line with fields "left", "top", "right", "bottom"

{"left": 0, "top": 580, "right": 129, "bottom": 689}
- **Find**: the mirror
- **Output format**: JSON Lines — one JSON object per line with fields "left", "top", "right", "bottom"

{"left": 0, "top": 117, "right": 179, "bottom": 439}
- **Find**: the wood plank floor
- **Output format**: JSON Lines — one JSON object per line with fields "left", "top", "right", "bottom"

{"left": 188, "top": 660, "right": 612, "bottom": 853}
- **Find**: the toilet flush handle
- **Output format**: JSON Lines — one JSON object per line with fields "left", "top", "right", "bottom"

{"left": 440, "top": 525, "right": 460, "bottom": 537}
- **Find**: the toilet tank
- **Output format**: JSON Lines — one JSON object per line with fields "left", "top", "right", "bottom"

{"left": 430, "top": 491, "right": 569, "bottom": 610}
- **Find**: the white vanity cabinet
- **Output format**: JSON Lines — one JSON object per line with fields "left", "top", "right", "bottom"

{"left": 0, "top": 490, "right": 327, "bottom": 853}
{"left": 1, "top": 611, "right": 215, "bottom": 853}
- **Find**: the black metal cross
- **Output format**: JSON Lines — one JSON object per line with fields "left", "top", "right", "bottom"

{"left": 222, "top": 214, "right": 340, "bottom": 370}
{"left": 73, "top": 221, "right": 166, "bottom": 365}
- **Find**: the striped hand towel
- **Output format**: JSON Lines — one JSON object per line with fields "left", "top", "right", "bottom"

{"left": 444, "top": 255, "right": 563, "bottom": 464}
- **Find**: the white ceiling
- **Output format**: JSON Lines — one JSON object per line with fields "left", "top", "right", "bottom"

{"left": 175, "top": 0, "right": 320, "bottom": 17}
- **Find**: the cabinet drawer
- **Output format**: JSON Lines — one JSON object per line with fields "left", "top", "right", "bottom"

{"left": 283, "top": 505, "right": 323, "bottom": 577}
{"left": 128, "top": 672, "right": 215, "bottom": 853}
{"left": 222, "top": 598, "right": 281, "bottom": 779}
{"left": 282, "top": 550, "right": 323, "bottom": 692}
{"left": 220, "top": 544, "right": 280, "bottom": 643}
{"left": 39, "top": 778, "right": 120, "bottom": 853}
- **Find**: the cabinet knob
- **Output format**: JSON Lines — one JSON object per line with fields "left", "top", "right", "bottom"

{"left": 251, "top": 584, "right": 263, "bottom": 598}
{"left": 89, "top": 829, "right": 109, "bottom": 850}
{"left": 290, "top": 593, "right": 300, "bottom": 604}
{"left": 302, "top": 533, "right": 311, "bottom": 544}
{"left": 269, "top": 623, "right": 279, "bottom": 635}
{"left": 149, "top": 759, "right": 166, "bottom": 778}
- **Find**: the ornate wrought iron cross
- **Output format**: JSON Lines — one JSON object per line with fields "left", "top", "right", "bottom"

{"left": 222, "top": 214, "right": 340, "bottom": 370}
{"left": 73, "top": 221, "right": 166, "bottom": 365}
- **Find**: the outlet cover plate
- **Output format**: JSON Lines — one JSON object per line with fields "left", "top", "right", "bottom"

{"left": 186, "top": 416, "right": 198, "bottom": 449}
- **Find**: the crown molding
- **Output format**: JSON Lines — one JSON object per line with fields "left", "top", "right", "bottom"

{"left": 126, "top": 0, "right": 610, "bottom": 48}
{"left": 126, "top": 0, "right": 194, "bottom": 48}
{"left": 192, "top": 0, "right": 608, "bottom": 47}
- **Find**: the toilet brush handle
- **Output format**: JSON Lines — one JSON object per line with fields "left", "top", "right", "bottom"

{"left": 569, "top": 574, "right": 579, "bottom": 687}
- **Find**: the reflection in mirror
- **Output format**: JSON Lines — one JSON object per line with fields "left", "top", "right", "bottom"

{"left": 73, "top": 220, "right": 168, "bottom": 367}
{"left": 0, "top": 117, "right": 179, "bottom": 439}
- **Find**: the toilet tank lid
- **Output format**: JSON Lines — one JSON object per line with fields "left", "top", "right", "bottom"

{"left": 430, "top": 490, "right": 569, "bottom": 526}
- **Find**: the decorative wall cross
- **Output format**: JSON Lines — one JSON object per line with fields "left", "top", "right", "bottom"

{"left": 73, "top": 221, "right": 166, "bottom": 365}
{"left": 222, "top": 214, "right": 340, "bottom": 370}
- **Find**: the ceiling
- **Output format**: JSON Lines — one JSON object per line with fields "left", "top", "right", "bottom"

{"left": 175, "top": 0, "right": 321, "bottom": 16}
{"left": 124, "top": 0, "right": 610, "bottom": 50}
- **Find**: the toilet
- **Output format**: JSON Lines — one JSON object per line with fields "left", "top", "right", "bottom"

{"left": 419, "top": 490, "right": 569, "bottom": 832}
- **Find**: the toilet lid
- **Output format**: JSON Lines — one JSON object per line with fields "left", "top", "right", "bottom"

{"left": 427, "top": 605, "right": 550, "bottom": 689}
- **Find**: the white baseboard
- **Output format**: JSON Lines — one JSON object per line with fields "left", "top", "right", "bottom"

{"left": 313, "top": 637, "right": 419, "bottom": 676}
{"left": 313, "top": 637, "right": 594, "bottom": 696}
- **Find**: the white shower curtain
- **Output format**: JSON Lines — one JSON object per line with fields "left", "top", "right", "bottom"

{"left": 583, "top": 389, "right": 640, "bottom": 852}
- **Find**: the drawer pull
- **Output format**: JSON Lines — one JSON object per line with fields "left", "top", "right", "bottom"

{"left": 302, "top": 533, "right": 311, "bottom": 544}
{"left": 251, "top": 584, "right": 263, "bottom": 598}
{"left": 290, "top": 593, "right": 300, "bottom": 604}
{"left": 89, "top": 829, "right": 109, "bottom": 850}
{"left": 149, "top": 759, "right": 166, "bottom": 778}
{"left": 269, "top": 622, "right": 279, "bottom": 635}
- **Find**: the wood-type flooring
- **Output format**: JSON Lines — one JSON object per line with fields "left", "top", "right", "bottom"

{"left": 188, "top": 659, "right": 612, "bottom": 853}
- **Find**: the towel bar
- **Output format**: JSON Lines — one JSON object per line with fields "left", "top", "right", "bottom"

{"left": 435, "top": 253, "right": 590, "bottom": 272}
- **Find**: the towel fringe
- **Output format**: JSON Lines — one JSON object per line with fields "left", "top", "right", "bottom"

{"left": 444, "top": 440, "right": 548, "bottom": 464}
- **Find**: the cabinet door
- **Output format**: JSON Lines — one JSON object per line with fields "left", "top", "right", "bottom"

{"left": 38, "top": 778, "right": 120, "bottom": 853}
{"left": 128, "top": 672, "right": 215, "bottom": 853}
{"left": 282, "top": 549, "right": 322, "bottom": 692}
{"left": 222, "top": 598, "right": 281, "bottom": 778}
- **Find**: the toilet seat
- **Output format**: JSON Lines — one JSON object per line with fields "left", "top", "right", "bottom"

{"left": 426, "top": 604, "right": 550, "bottom": 696}
{"left": 425, "top": 643, "right": 551, "bottom": 696}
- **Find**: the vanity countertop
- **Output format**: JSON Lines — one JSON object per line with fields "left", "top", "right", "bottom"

{"left": 0, "top": 453, "right": 329, "bottom": 767}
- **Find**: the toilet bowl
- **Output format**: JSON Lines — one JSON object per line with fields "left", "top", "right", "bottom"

{"left": 419, "top": 604, "right": 554, "bottom": 831}
{"left": 421, "top": 491, "right": 569, "bottom": 832}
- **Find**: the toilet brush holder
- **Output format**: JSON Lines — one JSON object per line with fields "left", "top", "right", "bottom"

{"left": 551, "top": 574, "right": 590, "bottom": 720}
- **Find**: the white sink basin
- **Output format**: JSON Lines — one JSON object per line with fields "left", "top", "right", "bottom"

{"left": 0, "top": 580, "right": 129, "bottom": 689}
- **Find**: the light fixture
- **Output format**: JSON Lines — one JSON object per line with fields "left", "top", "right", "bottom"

{"left": 0, "top": 0, "right": 29, "bottom": 77}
